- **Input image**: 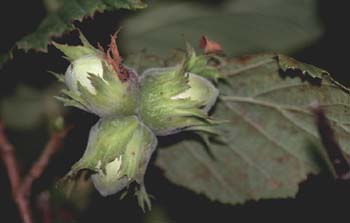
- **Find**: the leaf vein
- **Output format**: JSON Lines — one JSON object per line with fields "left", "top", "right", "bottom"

{"left": 254, "top": 83, "right": 342, "bottom": 98}
{"left": 222, "top": 100, "right": 302, "bottom": 162}
{"left": 183, "top": 141, "right": 247, "bottom": 199}
{"left": 224, "top": 58, "right": 275, "bottom": 77}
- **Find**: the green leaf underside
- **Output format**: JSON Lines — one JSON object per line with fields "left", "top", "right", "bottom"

{"left": 154, "top": 54, "right": 350, "bottom": 204}
{"left": 0, "top": 0, "right": 146, "bottom": 67}
{"left": 121, "top": 0, "right": 322, "bottom": 57}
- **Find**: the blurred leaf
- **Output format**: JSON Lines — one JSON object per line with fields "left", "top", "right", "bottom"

{"left": 155, "top": 54, "right": 350, "bottom": 204}
{"left": 0, "top": 53, "right": 11, "bottom": 69}
{"left": 0, "top": 85, "right": 64, "bottom": 130}
{"left": 0, "top": 0, "right": 146, "bottom": 67}
{"left": 125, "top": 50, "right": 166, "bottom": 74}
{"left": 121, "top": 0, "right": 323, "bottom": 56}
{"left": 144, "top": 205, "right": 174, "bottom": 223}
{"left": 43, "top": 0, "right": 63, "bottom": 12}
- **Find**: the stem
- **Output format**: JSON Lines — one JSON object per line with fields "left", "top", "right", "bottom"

{"left": 0, "top": 122, "right": 31, "bottom": 222}
{"left": 0, "top": 121, "right": 72, "bottom": 223}
{"left": 0, "top": 122, "right": 21, "bottom": 195}
{"left": 36, "top": 191, "right": 53, "bottom": 223}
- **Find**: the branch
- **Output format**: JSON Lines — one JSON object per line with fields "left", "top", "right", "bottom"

{"left": 18, "top": 126, "right": 72, "bottom": 201}
{"left": 0, "top": 121, "right": 21, "bottom": 195}
{"left": 0, "top": 122, "right": 31, "bottom": 223}
{"left": 0, "top": 121, "right": 72, "bottom": 223}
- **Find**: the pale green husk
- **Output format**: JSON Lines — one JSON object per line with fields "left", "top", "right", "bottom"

{"left": 54, "top": 32, "right": 139, "bottom": 117}
{"left": 139, "top": 46, "right": 221, "bottom": 136}
{"left": 66, "top": 115, "right": 157, "bottom": 209}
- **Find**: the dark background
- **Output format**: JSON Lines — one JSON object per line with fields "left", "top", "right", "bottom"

{"left": 1, "top": 0, "right": 350, "bottom": 222}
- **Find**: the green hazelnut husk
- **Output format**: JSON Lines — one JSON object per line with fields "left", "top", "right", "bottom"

{"left": 139, "top": 47, "right": 221, "bottom": 136}
{"left": 54, "top": 32, "right": 139, "bottom": 117}
{"left": 67, "top": 115, "right": 157, "bottom": 199}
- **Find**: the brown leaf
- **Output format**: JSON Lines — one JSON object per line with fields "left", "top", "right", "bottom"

{"left": 199, "top": 36, "right": 223, "bottom": 54}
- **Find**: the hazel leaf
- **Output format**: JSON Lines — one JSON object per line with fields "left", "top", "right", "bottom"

{"left": 121, "top": 0, "right": 322, "bottom": 57}
{"left": 0, "top": 0, "right": 146, "bottom": 67}
{"left": 156, "top": 54, "right": 350, "bottom": 205}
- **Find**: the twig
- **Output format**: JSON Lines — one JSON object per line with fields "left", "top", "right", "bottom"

{"left": 18, "top": 126, "right": 72, "bottom": 202}
{"left": 0, "top": 121, "right": 72, "bottom": 223}
{"left": 36, "top": 191, "right": 53, "bottom": 223}
{"left": 0, "top": 121, "right": 21, "bottom": 195}
{"left": 0, "top": 121, "right": 31, "bottom": 223}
